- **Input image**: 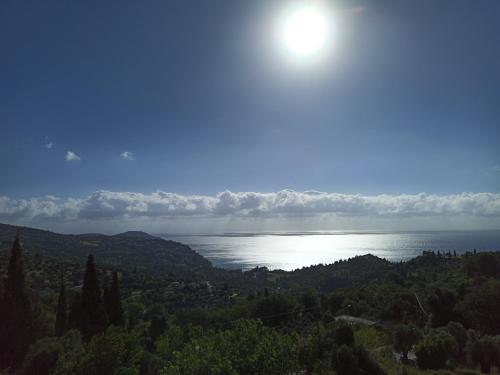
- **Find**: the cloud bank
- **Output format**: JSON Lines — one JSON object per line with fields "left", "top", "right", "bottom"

{"left": 1, "top": 190, "right": 500, "bottom": 225}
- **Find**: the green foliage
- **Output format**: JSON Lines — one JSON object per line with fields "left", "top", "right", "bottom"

{"left": 447, "top": 322, "right": 467, "bottom": 359}
{"left": 299, "top": 288, "right": 321, "bottom": 319}
{"left": 465, "top": 253, "right": 499, "bottom": 277}
{"left": 20, "top": 330, "right": 84, "bottom": 375}
{"left": 4, "top": 225, "right": 500, "bottom": 374}
{"left": 393, "top": 324, "right": 422, "bottom": 360}
{"left": 354, "top": 344, "right": 385, "bottom": 375}
{"left": 332, "top": 345, "right": 359, "bottom": 375}
{"left": 323, "top": 293, "right": 344, "bottom": 315}
{"left": 51, "top": 330, "right": 85, "bottom": 375}
{"left": 428, "top": 289, "right": 459, "bottom": 327}
{"left": 0, "top": 235, "right": 34, "bottom": 370}
{"left": 155, "top": 324, "right": 203, "bottom": 362}
{"left": 19, "top": 337, "right": 60, "bottom": 375}
{"left": 458, "top": 280, "right": 500, "bottom": 334}
{"left": 466, "top": 335, "right": 499, "bottom": 374}
{"left": 73, "top": 326, "right": 144, "bottom": 375}
{"left": 331, "top": 322, "right": 356, "bottom": 347}
{"left": 253, "top": 294, "right": 296, "bottom": 326}
{"left": 148, "top": 315, "right": 167, "bottom": 350}
{"left": 159, "top": 320, "right": 299, "bottom": 375}
{"left": 0, "top": 223, "right": 211, "bottom": 277}
{"left": 55, "top": 281, "right": 67, "bottom": 336}
{"left": 110, "top": 271, "right": 124, "bottom": 326}
{"left": 81, "top": 254, "right": 108, "bottom": 339}
{"left": 68, "top": 292, "right": 83, "bottom": 330}
{"left": 416, "top": 329, "right": 457, "bottom": 370}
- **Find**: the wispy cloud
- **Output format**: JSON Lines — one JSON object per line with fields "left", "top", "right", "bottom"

{"left": 1, "top": 190, "right": 499, "bottom": 223}
{"left": 65, "top": 151, "right": 81, "bottom": 162}
{"left": 43, "top": 136, "right": 55, "bottom": 149}
{"left": 120, "top": 151, "right": 134, "bottom": 161}
{"left": 493, "top": 165, "right": 500, "bottom": 173}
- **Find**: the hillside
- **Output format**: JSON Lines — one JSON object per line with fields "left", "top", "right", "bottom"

{"left": 0, "top": 223, "right": 211, "bottom": 274}
{"left": 1, "top": 223, "right": 499, "bottom": 374}
{"left": 114, "top": 231, "right": 160, "bottom": 240}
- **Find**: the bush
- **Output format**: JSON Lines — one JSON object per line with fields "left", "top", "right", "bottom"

{"left": 332, "top": 345, "right": 359, "bottom": 375}
{"left": 20, "top": 337, "right": 60, "bottom": 375}
{"left": 466, "top": 335, "right": 499, "bottom": 374}
{"left": 393, "top": 324, "right": 422, "bottom": 361}
{"left": 74, "top": 326, "right": 144, "bottom": 375}
{"left": 253, "top": 295, "right": 296, "bottom": 327}
{"left": 447, "top": 322, "right": 467, "bottom": 360}
{"left": 458, "top": 280, "right": 500, "bottom": 334}
{"left": 415, "top": 329, "right": 457, "bottom": 369}
{"left": 159, "top": 320, "right": 300, "bottom": 375}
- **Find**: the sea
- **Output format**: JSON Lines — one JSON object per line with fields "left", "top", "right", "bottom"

{"left": 161, "top": 230, "right": 500, "bottom": 271}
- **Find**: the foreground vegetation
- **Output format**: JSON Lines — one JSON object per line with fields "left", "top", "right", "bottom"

{"left": 1, "top": 224, "right": 500, "bottom": 374}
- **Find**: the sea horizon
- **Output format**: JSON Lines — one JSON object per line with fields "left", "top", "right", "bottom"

{"left": 161, "top": 229, "right": 500, "bottom": 271}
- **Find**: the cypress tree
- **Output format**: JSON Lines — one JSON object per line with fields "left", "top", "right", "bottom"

{"left": 148, "top": 315, "right": 166, "bottom": 349}
{"left": 80, "top": 254, "right": 107, "bottom": 339}
{"left": 109, "top": 271, "right": 124, "bottom": 326}
{"left": 0, "top": 235, "right": 33, "bottom": 369}
{"left": 55, "top": 281, "right": 67, "bottom": 336}
{"left": 68, "top": 292, "right": 82, "bottom": 330}
{"left": 103, "top": 285, "right": 111, "bottom": 319}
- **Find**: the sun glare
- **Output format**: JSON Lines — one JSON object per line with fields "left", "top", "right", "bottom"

{"left": 278, "top": 2, "right": 335, "bottom": 62}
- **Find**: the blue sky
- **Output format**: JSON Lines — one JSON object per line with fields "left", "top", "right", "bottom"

{"left": 1, "top": 0, "right": 500, "bottom": 232}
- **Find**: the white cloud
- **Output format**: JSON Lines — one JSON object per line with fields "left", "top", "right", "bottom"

{"left": 65, "top": 151, "right": 81, "bottom": 162}
{"left": 120, "top": 151, "right": 134, "bottom": 160}
{"left": 493, "top": 165, "right": 500, "bottom": 173}
{"left": 45, "top": 142, "right": 55, "bottom": 149}
{"left": 1, "top": 190, "right": 500, "bottom": 226}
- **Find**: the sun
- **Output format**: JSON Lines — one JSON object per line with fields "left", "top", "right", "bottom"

{"left": 278, "top": 2, "right": 334, "bottom": 61}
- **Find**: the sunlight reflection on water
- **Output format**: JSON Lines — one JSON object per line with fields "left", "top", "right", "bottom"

{"left": 163, "top": 231, "right": 500, "bottom": 271}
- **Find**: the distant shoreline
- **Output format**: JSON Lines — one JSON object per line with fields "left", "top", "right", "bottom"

{"left": 162, "top": 230, "right": 500, "bottom": 271}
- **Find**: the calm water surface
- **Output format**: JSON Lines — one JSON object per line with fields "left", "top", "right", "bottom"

{"left": 162, "top": 231, "right": 500, "bottom": 271}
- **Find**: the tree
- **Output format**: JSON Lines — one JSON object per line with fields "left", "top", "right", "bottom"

{"left": 299, "top": 289, "right": 320, "bottom": 320}
{"left": 148, "top": 316, "right": 167, "bottom": 350}
{"left": 393, "top": 324, "right": 422, "bottom": 361}
{"left": 324, "top": 294, "right": 344, "bottom": 315}
{"left": 332, "top": 345, "right": 359, "bottom": 375}
{"left": 68, "top": 293, "right": 82, "bottom": 330}
{"left": 55, "top": 281, "right": 67, "bottom": 336}
{"left": 253, "top": 294, "right": 296, "bottom": 327}
{"left": 354, "top": 344, "right": 385, "bottom": 375}
{"left": 331, "top": 322, "right": 355, "bottom": 347}
{"left": 415, "top": 329, "right": 457, "bottom": 369}
{"left": 74, "top": 326, "right": 143, "bottom": 375}
{"left": 458, "top": 280, "right": 500, "bottom": 334}
{"left": 109, "top": 271, "right": 124, "bottom": 326}
{"left": 427, "top": 288, "right": 459, "bottom": 327}
{"left": 158, "top": 320, "right": 299, "bottom": 375}
{"left": 0, "top": 235, "right": 34, "bottom": 369}
{"left": 19, "top": 337, "right": 61, "bottom": 375}
{"left": 447, "top": 322, "right": 467, "bottom": 360}
{"left": 467, "top": 336, "right": 498, "bottom": 374}
{"left": 103, "top": 286, "right": 111, "bottom": 320}
{"left": 80, "top": 254, "right": 108, "bottom": 339}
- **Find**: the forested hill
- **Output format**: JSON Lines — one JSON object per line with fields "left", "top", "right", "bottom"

{"left": 3, "top": 223, "right": 500, "bottom": 374}
{"left": 0, "top": 223, "right": 210, "bottom": 274}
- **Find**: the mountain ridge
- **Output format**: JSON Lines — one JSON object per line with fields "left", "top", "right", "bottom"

{"left": 0, "top": 222, "right": 211, "bottom": 274}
